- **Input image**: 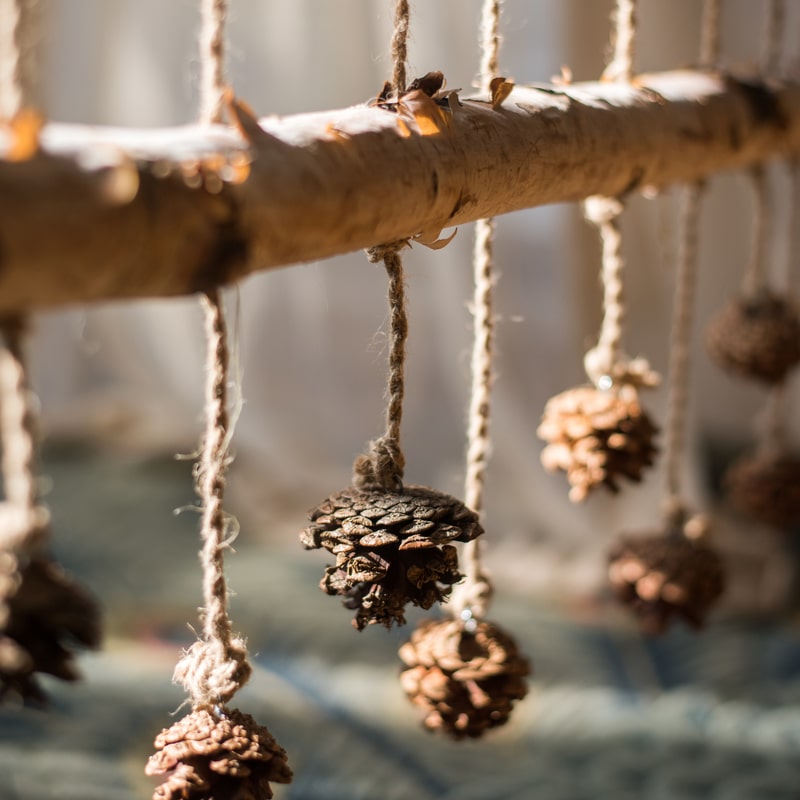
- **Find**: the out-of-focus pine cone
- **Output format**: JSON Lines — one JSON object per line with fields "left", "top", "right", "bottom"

{"left": 706, "top": 291, "right": 800, "bottom": 383}
{"left": 301, "top": 485, "right": 482, "bottom": 630}
{"left": 0, "top": 553, "right": 101, "bottom": 703}
{"left": 724, "top": 452, "right": 800, "bottom": 530}
{"left": 146, "top": 707, "right": 292, "bottom": 800}
{"left": 538, "top": 384, "right": 658, "bottom": 502}
{"left": 398, "top": 618, "right": 530, "bottom": 740}
{"left": 608, "top": 533, "right": 725, "bottom": 635}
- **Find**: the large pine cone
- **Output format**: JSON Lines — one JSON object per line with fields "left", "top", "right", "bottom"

{"left": 301, "top": 486, "right": 482, "bottom": 630}
{"left": 398, "top": 618, "right": 530, "bottom": 740}
{"left": 706, "top": 291, "right": 800, "bottom": 383}
{"left": 724, "top": 452, "right": 800, "bottom": 530}
{"left": 608, "top": 533, "right": 725, "bottom": 635}
{"left": 538, "top": 384, "right": 658, "bottom": 502}
{"left": 146, "top": 707, "right": 292, "bottom": 800}
{"left": 0, "top": 552, "right": 101, "bottom": 703}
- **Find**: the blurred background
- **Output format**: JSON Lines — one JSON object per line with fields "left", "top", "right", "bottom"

{"left": 2, "top": 1, "right": 800, "bottom": 798}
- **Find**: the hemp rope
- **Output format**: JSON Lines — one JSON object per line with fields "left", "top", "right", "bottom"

{"left": 762, "top": 0, "right": 785, "bottom": 77}
{"left": 743, "top": 166, "right": 771, "bottom": 297}
{"left": 199, "top": 0, "right": 228, "bottom": 125}
{"left": 391, "top": 0, "right": 410, "bottom": 96}
{"left": 753, "top": 1, "right": 791, "bottom": 457}
{"left": 662, "top": 184, "right": 704, "bottom": 525}
{"left": 450, "top": 0, "right": 503, "bottom": 626}
{"left": 699, "top": 0, "right": 722, "bottom": 70}
{"left": 603, "top": 0, "right": 637, "bottom": 83}
{"left": 173, "top": 0, "right": 251, "bottom": 711}
{"left": 0, "top": 4, "right": 45, "bottom": 555}
{"left": 353, "top": 2, "right": 412, "bottom": 491}
{"left": 0, "top": 0, "right": 37, "bottom": 119}
{"left": 355, "top": 244, "right": 409, "bottom": 492}
{"left": 582, "top": 196, "right": 627, "bottom": 387}
{"left": 756, "top": 160, "right": 800, "bottom": 457}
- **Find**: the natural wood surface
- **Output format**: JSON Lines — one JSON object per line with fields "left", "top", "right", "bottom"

{"left": 0, "top": 69, "right": 798, "bottom": 311}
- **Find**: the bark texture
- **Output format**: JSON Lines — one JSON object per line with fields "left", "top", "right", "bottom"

{"left": 0, "top": 70, "right": 798, "bottom": 311}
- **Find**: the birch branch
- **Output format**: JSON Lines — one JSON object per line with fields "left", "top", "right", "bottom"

{"left": 0, "top": 69, "right": 797, "bottom": 312}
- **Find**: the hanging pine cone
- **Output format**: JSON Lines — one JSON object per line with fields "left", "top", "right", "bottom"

{"left": 0, "top": 550, "right": 101, "bottom": 703}
{"left": 706, "top": 290, "right": 800, "bottom": 383}
{"left": 538, "top": 384, "right": 658, "bottom": 502}
{"left": 146, "top": 707, "right": 292, "bottom": 800}
{"left": 608, "top": 532, "right": 725, "bottom": 635}
{"left": 724, "top": 451, "right": 800, "bottom": 530}
{"left": 398, "top": 618, "right": 530, "bottom": 740}
{"left": 301, "top": 485, "right": 482, "bottom": 630}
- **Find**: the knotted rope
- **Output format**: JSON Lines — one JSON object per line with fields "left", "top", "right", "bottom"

{"left": 450, "top": 0, "right": 503, "bottom": 626}
{"left": 174, "top": 0, "right": 251, "bottom": 711}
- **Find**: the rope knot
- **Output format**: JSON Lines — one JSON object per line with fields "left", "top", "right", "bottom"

{"left": 173, "top": 636, "right": 252, "bottom": 709}
{"left": 366, "top": 240, "right": 409, "bottom": 264}
{"left": 352, "top": 436, "right": 405, "bottom": 491}
{"left": 583, "top": 195, "right": 624, "bottom": 227}
{"left": 583, "top": 349, "right": 660, "bottom": 390}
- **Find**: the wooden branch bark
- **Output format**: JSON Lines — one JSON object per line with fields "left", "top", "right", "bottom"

{"left": 0, "top": 69, "right": 798, "bottom": 311}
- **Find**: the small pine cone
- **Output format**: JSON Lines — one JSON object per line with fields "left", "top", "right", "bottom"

{"left": 724, "top": 452, "right": 800, "bottom": 530}
{"left": 146, "top": 707, "right": 293, "bottom": 800}
{"left": 301, "top": 486, "right": 482, "bottom": 630}
{"left": 706, "top": 291, "right": 800, "bottom": 383}
{"left": 399, "top": 618, "right": 530, "bottom": 740}
{"left": 0, "top": 553, "right": 102, "bottom": 703}
{"left": 538, "top": 384, "right": 658, "bottom": 502}
{"left": 608, "top": 534, "right": 725, "bottom": 635}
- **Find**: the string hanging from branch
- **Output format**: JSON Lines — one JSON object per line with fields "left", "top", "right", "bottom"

{"left": 538, "top": 0, "right": 659, "bottom": 504}
{"left": 300, "top": 0, "right": 482, "bottom": 633}
{"left": 0, "top": 0, "right": 101, "bottom": 705}
{"left": 608, "top": 184, "right": 724, "bottom": 634}
{"left": 608, "top": 1, "right": 726, "bottom": 635}
{"left": 145, "top": 4, "right": 292, "bottom": 798}
{"left": 721, "top": 0, "right": 800, "bottom": 531}
{"left": 398, "top": 0, "right": 530, "bottom": 742}
{"left": 708, "top": 0, "right": 800, "bottom": 533}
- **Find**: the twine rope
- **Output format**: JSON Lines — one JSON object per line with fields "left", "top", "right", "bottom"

{"left": 0, "top": 316, "right": 45, "bottom": 556}
{"left": 174, "top": 2, "right": 251, "bottom": 710}
{"left": 450, "top": 0, "right": 504, "bottom": 625}
{"left": 603, "top": 0, "right": 637, "bottom": 83}
{"left": 199, "top": 0, "right": 228, "bottom": 125}
{"left": 0, "top": 0, "right": 37, "bottom": 119}
{"left": 478, "top": 0, "right": 501, "bottom": 95}
{"left": 583, "top": 196, "right": 626, "bottom": 386}
{"left": 762, "top": 0, "right": 785, "bottom": 76}
{"left": 785, "top": 161, "right": 800, "bottom": 294}
{"left": 391, "top": 0, "right": 410, "bottom": 95}
{"left": 699, "top": 0, "right": 722, "bottom": 70}
{"left": 663, "top": 184, "right": 703, "bottom": 522}
{"left": 175, "top": 290, "right": 251, "bottom": 708}
{"left": 743, "top": 166, "right": 770, "bottom": 297}
{"left": 354, "top": 245, "right": 409, "bottom": 491}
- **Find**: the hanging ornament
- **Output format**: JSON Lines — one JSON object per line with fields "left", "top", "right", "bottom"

{"left": 723, "top": 160, "right": 800, "bottom": 531}
{"left": 147, "top": 293, "right": 292, "bottom": 800}
{"left": 706, "top": 2, "right": 800, "bottom": 384}
{"left": 301, "top": 3, "right": 482, "bottom": 631}
{"left": 539, "top": 0, "right": 658, "bottom": 504}
{"left": 396, "top": 0, "right": 530, "bottom": 740}
{"left": 725, "top": 452, "right": 800, "bottom": 530}
{"left": 398, "top": 617, "right": 529, "bottom": 740}
{"left": 716, "top": 3, "right": 800, "bottom": 533}
{"left": 608, "top": 512, "right": 724, "bottom": 635}
{"left": 538, "top": 196, "right": 660, "bottom": 503}
{"left": 609, "top": 182, "right": 724, "bottom": 633}
{"left": 146, "top": 6, "right": 291, "bottom": 797}
{"left": 301, "top": 242, "right": 482, "bottom": 631}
